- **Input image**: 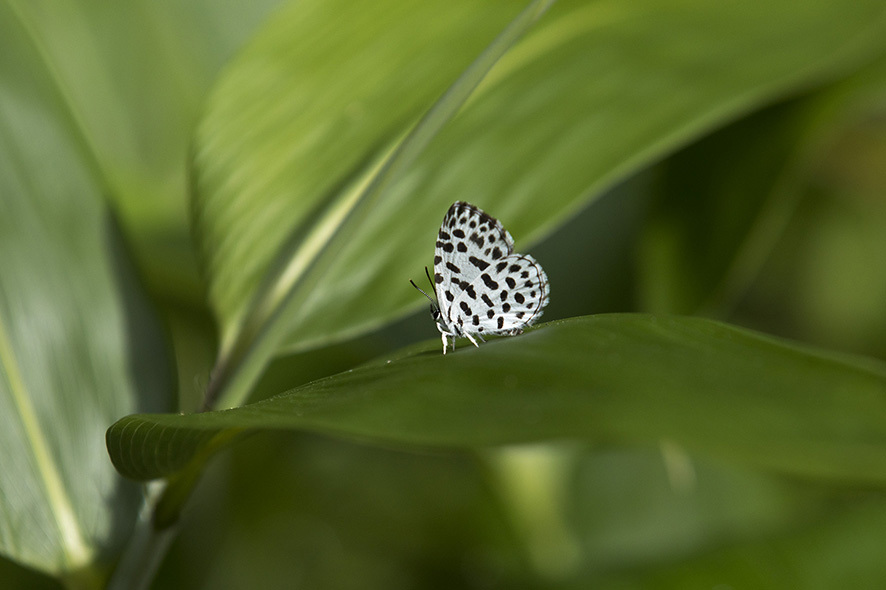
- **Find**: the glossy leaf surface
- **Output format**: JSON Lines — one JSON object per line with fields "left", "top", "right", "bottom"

{"left": 108, "top": 315, "right": 886, "bottom": 485}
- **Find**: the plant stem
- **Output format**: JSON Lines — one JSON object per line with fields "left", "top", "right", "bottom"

{"left": 106, "top": 483, "right": 177, "bottom": 590}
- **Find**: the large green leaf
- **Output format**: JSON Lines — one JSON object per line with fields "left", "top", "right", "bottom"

{"left": 192, "top": 0, "right": 886, "bottom": 410}
{"left": 2, "top": 0, "right": 283, "bottom": 303}
{"left": 194, "top": 0, "right": 556, "bottom": 409}
{"left": 107, "top": 315, "right": 886, "bottom": 485}
{"left": 0, "top": 3, "right": 172, "bottom": 584}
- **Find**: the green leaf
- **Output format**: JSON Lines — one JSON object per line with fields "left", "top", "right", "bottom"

{"left": 192, "top": 0, "right": 886, "bottom": 410}
{"left": 3, "top": 0, "right": 283, "bottom": 304}
{"left": 640, "top": 53, "right": 886, "bottom": 317}
{"left": 591, "top": 498, "right": 886, "bottom": 589}
{"left": 108, "top": 315, "right": 886, "bottom": 486}
{"left": 639, "top": 100, "right": 817, "bottom": 315}
{"left": 195, "top": 0, "right": 555, "bottom": 409}
{"left": 0, "top": 4, "right": 172, "bottom": 583}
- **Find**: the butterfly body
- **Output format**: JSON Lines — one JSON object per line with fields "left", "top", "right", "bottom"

{"left": 414, "top": 201, "right": 549, "bottom": 354}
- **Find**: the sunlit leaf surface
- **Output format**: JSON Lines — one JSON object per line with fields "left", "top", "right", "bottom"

{"left": 193, "top": 0, "right": 886, "bottom": 364}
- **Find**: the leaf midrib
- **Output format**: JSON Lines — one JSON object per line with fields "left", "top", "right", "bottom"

{"left": 0, "top": 312, "right": 91, "bottom": 570}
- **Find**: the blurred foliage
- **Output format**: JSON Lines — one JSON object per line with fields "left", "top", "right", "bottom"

{"left": 1, "top": 0, "right": 886, "bottom": 589}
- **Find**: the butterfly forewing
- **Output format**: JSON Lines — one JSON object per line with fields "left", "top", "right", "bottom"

{"left": 433, "top": 201, "right": 514, "bottom": 327}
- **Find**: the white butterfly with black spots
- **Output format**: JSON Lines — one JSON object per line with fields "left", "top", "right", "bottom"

{"left": 411, "top": 201, "right": 550, "bottom": 354}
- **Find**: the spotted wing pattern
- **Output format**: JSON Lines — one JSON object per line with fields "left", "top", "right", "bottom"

{"left": 448, "top": 252, "right": 549, "bottom": 336}
{"left": 430, "top": 201, "right": 549, "bottom": 352}
{"left": 433, "top": 202, "right": 514, "bottom": 327}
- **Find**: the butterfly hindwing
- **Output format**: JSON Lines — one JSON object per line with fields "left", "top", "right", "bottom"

{"left": 449, "top": 253, "right": 549, "bottom": 336}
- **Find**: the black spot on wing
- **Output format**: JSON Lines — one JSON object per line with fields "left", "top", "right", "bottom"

{"left": 460, "top": 301, "right": 472, "bottom": 315}
{"left": 445, "top": 262, "right": 461, "bottom": 274}
{"left": 469, "top": 256, "right": 489, "bottom": 271}
{"left": 480, "top": 273, "right": 498, "bottom": 289}
{"left": 495, "top": 261, "right": 507, "bottom": 273}
{"left": 505, "top": 277, "right": 516, "bottom": 289}
{"left": 481, "top": 294, "right": 494, "bottom": 307}
{"left": 457, "top": 242, "right": 467, "bottom": 252}
{"left": 514, "top": 292, "right": 525, "bottom": 304}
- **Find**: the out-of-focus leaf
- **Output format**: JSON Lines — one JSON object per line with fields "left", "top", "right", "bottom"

{"left": 588, "top": 498, "right": 886, "bottom": 589}
{"left": 2, "top": 0, "right": 283, "bottom": 303}
{"left": 567, "top": 449, "right": 822, "bottom": 578}
{"left": 161, "top": 433, "right": 535, "bottom": 590}
{"left": 639, "top": 100, "right": 815, "bottom": 315}
{"left": 192, "top": 0, "right": 886, "bottom": 410}
{"left": 640, "top": 53, "right": 886, "bottom": 317}
{"left": 0, "top": 4, "right": 172, "bottom": 583}
{"left": 732, "top": 57, "right": 886, "bottom": 357}
{"left": 108, "top": 315, "right": 886, "bottom": 486}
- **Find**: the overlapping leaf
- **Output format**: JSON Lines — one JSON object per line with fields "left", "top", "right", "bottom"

{"left": 0, "top": 5, "right": 172, "bottom": 581}
{"left": 191, "top": 0, "right": 886, "bottom": 412}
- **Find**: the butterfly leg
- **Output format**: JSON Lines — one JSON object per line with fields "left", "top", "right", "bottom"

{"left": 464, "top": 332, "right": 481, "bottom": 348}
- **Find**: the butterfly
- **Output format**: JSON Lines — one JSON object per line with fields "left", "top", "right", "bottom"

{"left": 411, "top": 201, "right": 549, "bottom": 354}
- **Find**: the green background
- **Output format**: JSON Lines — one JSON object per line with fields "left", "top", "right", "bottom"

{"left": 2, "top": 0, "right": 886, "bottom": 588}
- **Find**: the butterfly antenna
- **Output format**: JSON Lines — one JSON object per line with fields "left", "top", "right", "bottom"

{"left": 410, "top": 279, "right": 436, "bottom": 306}
{"left": 424, "top": 266, "right": 436, "bottom": 291}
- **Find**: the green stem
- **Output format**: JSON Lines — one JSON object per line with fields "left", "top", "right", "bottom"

{"left": 106, "top": 483, "right": 177, "bottom": 590}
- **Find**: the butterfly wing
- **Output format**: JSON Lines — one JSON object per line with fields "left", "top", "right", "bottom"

{"left": 433, "top": 201, "right": 514, "bottom": 332}
{"left": 449, "top": 252, "right": 549, "bottom": 337}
